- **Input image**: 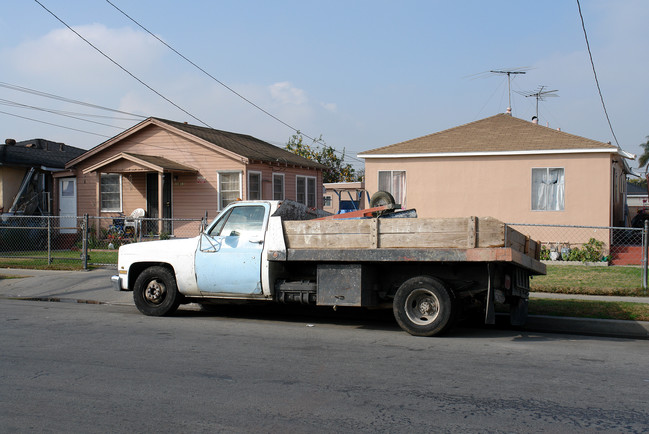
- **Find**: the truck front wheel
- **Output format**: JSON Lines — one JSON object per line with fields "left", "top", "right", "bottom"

{"left": 133, "top": 266, "right": 181, "bottom": 316}
{"left": 393, "top": 276, "right": 453, "bottom": 336}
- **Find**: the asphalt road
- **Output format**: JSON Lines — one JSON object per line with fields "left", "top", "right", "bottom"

{"left": 2, "top": 299, "right": 648, "bottom": 433}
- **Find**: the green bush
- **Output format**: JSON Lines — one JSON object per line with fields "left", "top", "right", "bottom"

{"left": 565, "top": 238, "right": 605, "bottom": 263}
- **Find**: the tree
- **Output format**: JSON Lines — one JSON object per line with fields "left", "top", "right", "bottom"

{"left": 638, "top": 136, "right": 649, "bottom": 171}
{"left": 285, "top": 133, "right": 362, "bottom": 183}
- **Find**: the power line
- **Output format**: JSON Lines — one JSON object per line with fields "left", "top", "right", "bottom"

{"left": 0, "top": 82, "right": 144, "bottom": 120}
{"left": 105, "top": 0, "right": 319, "bottom": 144}
{"left": 0, "top": 109, "right": 111, "bottom": 137}
{"left": 104, "top": 0, "right": 365, "bottom": 166}
{"left": 576, "top": 0, "right": 620, "bottom": 147}
{"left": 32, "top": 1, "right": 288, "bottom": 164}
{"left": 0, "top": 98, "right": 133, "bottom": 129}
{"left": 33, "top": 0, "right": 212, "bottom": 129}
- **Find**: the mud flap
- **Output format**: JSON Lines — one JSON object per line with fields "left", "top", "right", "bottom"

{"left": 509, "top": 297, "right": 529, "bottom": 326}
{"left": 484, "top": 264, "right": 496, "bottom": 325}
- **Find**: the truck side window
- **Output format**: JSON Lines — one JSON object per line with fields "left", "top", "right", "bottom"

{"left": 210, "top": 205, "right": 265, "bottom": 237}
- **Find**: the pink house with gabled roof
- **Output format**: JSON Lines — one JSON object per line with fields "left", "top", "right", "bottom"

{"left": 358, "top": 113, "right": 635, "bottom": 246}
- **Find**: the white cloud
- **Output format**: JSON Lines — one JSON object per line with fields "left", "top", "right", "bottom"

{"left": 6, "top": 24, "right": 165, "bottom": 87}
{"left": 268, "top": 81, "right": 308, "bottom": 106}
{"left": 320, "top": 102, "right": 337, "bottom": 113}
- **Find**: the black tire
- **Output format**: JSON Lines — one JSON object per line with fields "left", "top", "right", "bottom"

{"left": 370, "top": 191, "right": 396, "bottom": 208}
{"left": 133, "top": 266, "right": 181, "bottom": 316}
{"left": 393, "top": 276, "right": 453, "bottom": 336}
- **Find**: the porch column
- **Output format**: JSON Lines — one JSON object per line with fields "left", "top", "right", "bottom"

{"left": 95, "top": 172, "right": 101, "bottom": 239}
{"left": 158, "top": 171, "right": 164, "bottom": 234}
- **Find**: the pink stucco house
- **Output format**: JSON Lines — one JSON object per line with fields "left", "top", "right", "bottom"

{"left": 358, "top": 113, "right": 635, "bottom": 246}
{"left": 61, "top": 117, "right": 325, "bottom": 235}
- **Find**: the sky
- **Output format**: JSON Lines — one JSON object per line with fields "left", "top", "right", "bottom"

{"left": 1, "top": 0, "right": 648, "bottom": 171}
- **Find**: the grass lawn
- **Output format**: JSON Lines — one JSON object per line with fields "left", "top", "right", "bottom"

{"left": 528, "top": 299, "right": 649, "bottom": 321}
{"left": 531, "top": 264, "right": 645, "bottom": 296}
{"left": 0, "top": 249, "right": 117, "bottom": 270}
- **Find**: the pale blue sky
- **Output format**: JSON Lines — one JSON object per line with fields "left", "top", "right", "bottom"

{"left": 1, "top": 1, "right": 647, "bottom": 169}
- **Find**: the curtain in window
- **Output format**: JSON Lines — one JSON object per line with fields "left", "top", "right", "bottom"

{"left": 100, "top": 174, "right": 121, "bottom": 211}
{"left": 220, "top": 172, "right": 240, "bottom": 209}
{"left": 532, "top": 168, "right": 564, "bottom": 211}
{"left": 378, "top": 170, "right": 406, "bottom": 208}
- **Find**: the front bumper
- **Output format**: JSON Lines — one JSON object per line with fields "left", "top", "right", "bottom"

{"left": 110, "top": 275, "right": 123, "bottom": 291}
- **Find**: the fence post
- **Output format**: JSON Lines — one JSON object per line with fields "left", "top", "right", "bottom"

{"left": 82, "top": 214, "right": 89, "bottom": 270}
{"left": 642, "top": 220, "right": 649, "bottom": 293}
{"left": 47, "top": 216, "right": 52, "bottom": 265}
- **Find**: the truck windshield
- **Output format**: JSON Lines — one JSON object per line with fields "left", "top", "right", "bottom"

{"left": 208, "top": 205, "right": 265, "bottom": 238}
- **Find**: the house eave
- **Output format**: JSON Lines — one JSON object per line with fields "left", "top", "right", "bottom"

{"left": 358, "top": 148, "right": 633, "bottom": 159}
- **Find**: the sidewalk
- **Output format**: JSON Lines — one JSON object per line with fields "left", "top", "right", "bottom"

{"left": 1, "top": 268, "right": 648, "bottom": 339}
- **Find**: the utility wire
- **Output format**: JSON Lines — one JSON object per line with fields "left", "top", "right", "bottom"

{"left": 34, "top": 0, "right": 212, "bottom": 129}
{"left": 32, "top": 1, "right": 289, "bottom": 163}
{"left": 576, "top": 0, "right": 620, "bottom": 147}
{"left": 105, "top": 0, "right": 318, "bottom": 143}
{"left": 0, "top": 99, "right": 132, "bottom": 129}
{"left": 105, "top": 0, "right": 365, "bottom": 165}
{"left": 0, "top": 82, "right": 144, "bottom": 120}
{"left": 0, "top": 109, "right": 111, "bottom": 137}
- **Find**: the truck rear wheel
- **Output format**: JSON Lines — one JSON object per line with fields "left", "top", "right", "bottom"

{"left": 393, "top": 276, "right": 453, "bottom": 336}
{"left": 133, "top": 266, "right": 181, "bottom": 316}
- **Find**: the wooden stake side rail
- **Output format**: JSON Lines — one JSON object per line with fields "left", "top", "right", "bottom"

{"left": 276, "top": 247, "right": 546, "bottom": 275}
{"left": 282, "top": 216, "right": 540, "bottom": 260}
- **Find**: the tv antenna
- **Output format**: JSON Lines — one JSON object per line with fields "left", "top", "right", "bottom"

{"left": 490, "top": 68, "right": 528, "bottom": 112}
{"left": 516, "top": 86, "right": 559, "bottom": 119}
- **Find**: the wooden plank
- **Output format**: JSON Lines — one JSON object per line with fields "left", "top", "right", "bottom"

{"left": 468, "top": 216, "right": 477, "bottom": 248}
{"left": 475, "top": 217, "right": 506, "bottom": 248}
{"left": 282, "top": 216, "right": 548, "bottom": 254}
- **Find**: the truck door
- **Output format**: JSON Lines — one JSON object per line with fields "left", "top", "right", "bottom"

{"left": 195, "top": 203, "right": 269, "bottom": 294}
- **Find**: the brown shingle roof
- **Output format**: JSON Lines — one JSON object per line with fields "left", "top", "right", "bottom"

{"left": 154, "top": 118, "right": 326, "bottom": 169}
{"left": 359, "top": 114, "right": 617, "bottom": 156}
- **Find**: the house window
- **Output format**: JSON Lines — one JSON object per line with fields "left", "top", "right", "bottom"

{"left": 218, "top": 171, "right": 242, "bottom": 210}
{"left": 378, "top": 170, "right": 406, "bottom": 208}
{"left": 323, "top": 195, "right": 332, "bottom": 207}
{"left": 296, "top": 175, "right": 316, "bottom": 208}
{"left": 273, "top": 174, "right": 284, "bottom": 200}
{"left": 248, "top": 171, "right": 261, "bottom": 200}
{"left": 532, "top": 168, "right": 565, "bottom": 211}
{"left": 100, "top": 173, "right": 121, "bottom": 212}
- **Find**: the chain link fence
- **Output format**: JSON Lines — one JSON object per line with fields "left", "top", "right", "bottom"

{"left": 506, "top": 223, "right": 646, "bottom": 265}
{"left": 0, "top": 214, "right": 204, "bottom": 268}
{"left": 508, "top": 222, "right": 648, "bottom": 288}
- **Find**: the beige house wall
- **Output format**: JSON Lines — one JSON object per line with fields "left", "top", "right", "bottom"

{"left": 0, "top": 166, "right": 27, "bottom": 211}
{"left": 365, "top": 153, "right": 619, "bottom": 247}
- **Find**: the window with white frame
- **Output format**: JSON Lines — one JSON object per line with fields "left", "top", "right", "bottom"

{"left": 248, "top": 171, "right": 261, "bottom": 200}
{"left": 218, "top": 171, "right": 242, "bottom": 210}
{"left": 531, "top": 168, "right": 565, "bottom": 211}
{"left": 296, "top": 175, "right": 316, "bottom": 208}
{"left": 378, "top": 170, "right": 406, "bottom": 208}
{"left": 273, "top": 173, "right": 284, "bottom": 200}
{"left": 100, "top": 173, "right": 122, "bottom": 212}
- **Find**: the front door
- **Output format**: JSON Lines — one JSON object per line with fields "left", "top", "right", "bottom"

{"left": 194, "top": 203, "right": 269, "bottom": 294}
{"left": 146, "top": 173, "right": 172, "bottom": 234}
{"left": 58, "top": 178, "right": 76, "bottom": 234}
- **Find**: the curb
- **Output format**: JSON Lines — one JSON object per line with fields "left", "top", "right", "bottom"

{"left": 524, "top": 315, "right": 649, "bottom": 340}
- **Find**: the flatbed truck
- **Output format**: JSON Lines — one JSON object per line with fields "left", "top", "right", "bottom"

{"left": 111, "top": 200, "right": 545, "bottom": 336}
